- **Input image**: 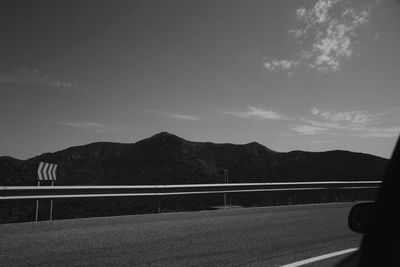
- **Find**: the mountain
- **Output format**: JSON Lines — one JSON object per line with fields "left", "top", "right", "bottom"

{"left": 0, "top": 132, "right": 389, "bottom": 223}
{"left": 0, "top": 132, "right": 389, "bottom": 186}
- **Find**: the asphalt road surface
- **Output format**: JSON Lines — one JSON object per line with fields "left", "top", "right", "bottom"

{"left": 0, "top": 202, "right": 361, "bottom": 266}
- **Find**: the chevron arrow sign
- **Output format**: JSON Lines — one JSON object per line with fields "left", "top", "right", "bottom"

{"left": 37, "top": 162, "right": 57, "bottom": 181}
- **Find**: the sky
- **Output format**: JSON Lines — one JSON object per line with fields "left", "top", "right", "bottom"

{"left": 1, "top": 0, "right": 400, "bottom": 159}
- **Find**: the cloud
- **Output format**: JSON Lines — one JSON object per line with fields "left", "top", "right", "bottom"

{"left": 291, "top": 125, "right": 328, "bottom": 135}
{"left": 301, "top": 118, "right": 343, "bottom": 130}
{"left": 310, "top": 107, "right": 373, "bottom": 125}
{"left": 264, "top": 0, "right": 376, "bottom": 73}
{"left": 218, "top": 105, "right": 398, "bottom": 138}
{"left": 59, "top": 121, "right": 126, "bottom": 133}
{"left": 311, "top": 107, "right": 320, "bottom": 116}
{"left": 167, "top": 114, "right": 204, "bottom": 121}
{"left": 291, "top": 107, "right": 400, "bottom": 138}
{"left": 145, "top": 110, "right": 204, "bottom": 121}
{"left": 222, "top": 106, "right": 289, "bottom": 120}
{"left": 264, "top": 60, "right": 299, "bottom": 73}
{"left": 0, "top": 69, "right": 76, "bottom": 88}
{"left": 351, "top": 126, "right": 400, "bottom": 138}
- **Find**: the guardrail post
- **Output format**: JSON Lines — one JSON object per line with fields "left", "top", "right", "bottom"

{"left": 157, "top": 197, "right": 161, "bottom": 213}
{"left": 224, "top": 169, "right": 229, "bottom": 208}
{"left": 223, "top": 193, "right": 227, "bottom": 207}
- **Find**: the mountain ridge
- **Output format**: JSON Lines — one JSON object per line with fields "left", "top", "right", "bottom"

{"left": 0, "top": 131, "right": 388, "bottom": 186}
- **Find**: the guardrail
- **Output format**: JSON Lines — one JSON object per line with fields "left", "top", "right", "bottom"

{"left": 0, "top": 181, "right": 382, "bottom": 200}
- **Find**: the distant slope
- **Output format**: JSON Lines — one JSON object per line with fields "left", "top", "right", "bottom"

{"left": 0, "top": 132, "right": 388, "bottom": 186}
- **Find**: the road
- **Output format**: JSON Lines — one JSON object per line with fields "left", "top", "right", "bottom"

{"left": 0, "top": 202, "right": 361, "bottom": 266}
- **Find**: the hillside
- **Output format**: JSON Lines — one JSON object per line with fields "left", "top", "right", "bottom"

{"left": 0, "top": 132, "right": 388, "bottom": 186}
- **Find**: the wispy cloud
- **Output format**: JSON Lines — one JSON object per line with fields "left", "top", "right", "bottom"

{"left": 301, "top": 118, "right": 344, "bottom": 130}
{"left": 351, "top": 126, "right": 400, "bottom": 138}
{"left": 291, "top": 125, "right": 328, "bottom": 135}
{"left": 59, "top": 121, "right": 126, "bottom": 133}
{"left": 0, "top": 69, "right": 76, "bottom": 88}
{"left": 264, "top": 0, "right": 377, "bottom": 73}
{"left": 167, "top": 114, "right": 203, "bottom": 121}
{"left": 263, "top": 60, "right": 299, "bottom": 72}
{"left": 309, "top": 107, "right": 373, "bottom": 126}
{"left": 291, "top": 107, "right": 400, "bottom": 138}
{"left": 218, "top": 105, "right": 398, "bottom": 138}
{"left": 145, "top": 109, "right": 204, "bottom": 121}
{"left": 221, "top": 106, "right": 289, "bottom": 120}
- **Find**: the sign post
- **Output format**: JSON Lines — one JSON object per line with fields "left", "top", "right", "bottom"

{"left": 35, "top": 180, "right": 40, "bottom": 222}
{"left": 50, "top": 180, "right": 54, "bottom": 221}
{"left": 36, "top": 162, "right": 57, "bottom": 222}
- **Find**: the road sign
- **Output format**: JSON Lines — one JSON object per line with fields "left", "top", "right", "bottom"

{"left": 37, "top": 162, "right": 57, "bottom": 181}
{"left": 36, "top": 162, "right": 57, "bottom": 222}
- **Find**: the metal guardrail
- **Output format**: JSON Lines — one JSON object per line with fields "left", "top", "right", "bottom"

{"left": 0, "top": 181, "right": 382, "bottom": 200}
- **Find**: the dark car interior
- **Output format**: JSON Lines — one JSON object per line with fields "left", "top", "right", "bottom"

{"left": 338, "top": 137, "right": 400, "bottom": 266}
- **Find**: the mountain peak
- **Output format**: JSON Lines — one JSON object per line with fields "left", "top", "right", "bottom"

{"left": 152, "top": 131, "right": 176, "bottom": 137}
{"left": 144, "top": 132, "right": 187, "bottom": 144}
{"left": 150, "top": 131, "right": 183, "bottom": 139}
{"left": 245, "top": 141, "right": 276, "bottom": 153}
{"left": 246, "top": 141, "right": 264, "bottom": 147}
